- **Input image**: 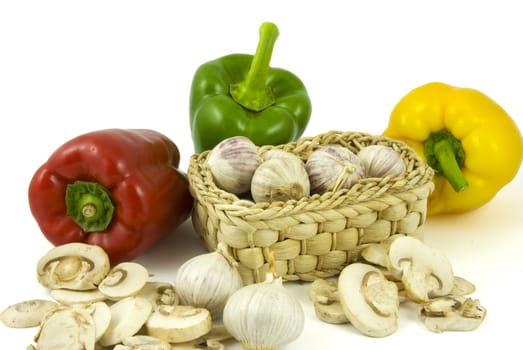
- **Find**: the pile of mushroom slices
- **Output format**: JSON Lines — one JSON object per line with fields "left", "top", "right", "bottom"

{"left": 308, "top": 235, "right": 487, "bottom": 338}
{"left": 0, "top": 242, "right": 232, "bottom": 350}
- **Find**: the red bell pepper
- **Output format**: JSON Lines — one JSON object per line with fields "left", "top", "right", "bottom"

{"left": 28, "top": 129, "right": 193, "bottom": 264}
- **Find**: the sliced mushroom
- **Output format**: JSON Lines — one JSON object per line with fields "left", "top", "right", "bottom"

{"left": 338, "top": 263, "right": 399, "bottom": 337}
{"left": 172, "top": 325, "right": 232, "bottom": 350}
{"left": 314, "top": 300, "right": 349, "bottom": 324}
{"left": 387, "top": 236, "right": 454, "bottom": 302}
{"left": 146, "top": 305, "right": 212, "bottom": 343}
{"left": 418, "top": 295, "right": 487, "bottom": 332}
{"left": 35, "top": 307, "right": 96, "bottom": 350}
{"left": 83, "top": 301, "right": 112, "bottom": 341}
{"left": 37, "top": 242, "right": 110, "bottom": 290}
{"left": 307, "top": 278, "right": 349, "bottom": 324}
{"left": 0, "top": 299, "right": 59, "bottom": 328}
{"left": 99, "top": 297, "right": 153, "bottom": 347}
{"left": 361, "top": 243, "right": 390, "bottom": 268}
{"left": 136, "top": 281, "right": 179, "bottom": 309}
{"left": 98, "top": 262, "right": 150, "bottom": 300}
{"left": 50, "top": 288, "right": 107, "bottom": 305}
{"left": 307, "top": 278, "right": 339, "bottom": 304}
{"left": 120, "top": 335, "right": 172, "bottom": 350}
{"left": 451, "top": 276, "right": 476, "bottom": 296}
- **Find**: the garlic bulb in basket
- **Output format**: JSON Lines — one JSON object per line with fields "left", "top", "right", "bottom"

{"left": 305, "top": 145, "right": 365, "bottom": 194}
{"left": 251, "top": 157, "right": 310, "bottom": 203}
{"left": 223, "top": 272, "right": 305, "bottom": 349}
{"left": 207, "top": 136, "right": 262, "bottom": 194}
{"left": 174, "top": 243, "right": 243, "bottom": 319}
{"left": 357, "top": 145, "right": 406, "bottom": 178}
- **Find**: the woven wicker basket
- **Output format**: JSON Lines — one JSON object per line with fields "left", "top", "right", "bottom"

{"left": 187, "top": 130, "right": 434, "bottom": 284}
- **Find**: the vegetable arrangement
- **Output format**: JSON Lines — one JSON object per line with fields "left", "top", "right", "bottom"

{"left": 2, "top": 20, "right": 523, "bottom": 350}
{"left": 383, "top": 82, "right": 523, "bottom": 215}
{"left": 28, "top": 129, "right": 194, "bottom": 264}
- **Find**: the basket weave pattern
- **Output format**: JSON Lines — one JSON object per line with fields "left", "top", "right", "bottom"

{"left": 188, "top": 131, "right": 435, "bottom": 284}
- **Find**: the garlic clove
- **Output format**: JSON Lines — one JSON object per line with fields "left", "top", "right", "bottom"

{"left": 251, "top": 157, "right": 310, "bottom": 203}
{"left": 357, "top": 145, "right": 406, "bottom": 178}
{"left": 174, "top": 244, "right": 243, "bottom": 319}
{"left": 223, "top": 274, "right": 305, "bottom": 349}
{"left": 305, "top": 145, "right": 365, "bottom": 194}
{"left": 207, "top": 136, "right": 262, "bottom": 194}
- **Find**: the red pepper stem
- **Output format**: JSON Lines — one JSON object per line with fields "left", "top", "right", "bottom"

{"left": 425, "top": 131, "right": 469, "bottom": 192}
{"left": 65, "top": 180, "right": 115, "bottom": 233}
{"left": 229, "top": 22, "right": 279, "bottom": 112}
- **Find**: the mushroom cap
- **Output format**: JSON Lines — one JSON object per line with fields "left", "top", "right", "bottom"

{"left": 36, "top": 243, "right": 110, "bottom": 290}
{"left": 99, "top": 297, "right": 153, "bottom": 346}
{"left": 35, "top": 307, "right": 96, "bottom": 350}
{"left": 338, "top": 263, "right": 399, "bottom": 337}
{"left": 387, "top": 236, "right": 454, "bottom": 302}
{"left": 98, "top": 262, "right": 150, "bottom": 300}
{"left": 146, "top": 305, "right": 212, "bottom": 344}
{"left": 418, "top": 295, "right": 487, "bottom": 332}
{"left": 136, "top": 282, "right": 179, "bottom": 309}
{"left": 0, "top": 299, "right": 59, "bottom": 328}
{"left": 50, "top": 288, "right": 107, "bottom": 305}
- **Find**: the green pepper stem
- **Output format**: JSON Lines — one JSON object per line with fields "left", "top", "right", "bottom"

{"left": 65, "top": 180, "right": 115, "bottom": 232}
{"left": 424, "top": 131, "right": 469, "bottom": 192}
{"left": 229, "top": 22, "right": 279, "bottom": 112}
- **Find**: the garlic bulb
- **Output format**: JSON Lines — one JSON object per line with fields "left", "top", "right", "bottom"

{"left": 305, "top": 145, "right": 365, "bottom": 194}
{"left": 357, "top": 145, "right": 406, "bottom": 178}
{"left": 251, "top": 157, "right": 310, "bottom": 203}
{"left": 174, "top": 244, "right": 243, "bottom": 319}
{"left": 223, "top": 273, "right": 305, "bottom": 349}
{"left": 208, "top": 136, "right": 262, "bottom": 194}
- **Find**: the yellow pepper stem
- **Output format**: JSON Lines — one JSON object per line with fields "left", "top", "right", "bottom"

{"left": 424, "top": 131, "right": 469, "bottom": 192}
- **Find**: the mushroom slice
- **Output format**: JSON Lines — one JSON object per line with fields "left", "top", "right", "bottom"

{"left": 37, "top": 242, "right": 110, "bottom": 290}
{"left": 146, "top": 305, "right": 212, "bottom": 343}
{"left": 35, "top": 307, "right": 96, "bottom": 350}
{"left": 136, "top": 282, "right": 179, "bottom": 309}
{"left": 172, "top": 325, "right": 232, "bottom": 350}
{"left": 307, "top": 278, "right": 349, "bottom": 324}
{"left": 82, "top": 301, "right": 112, "bottom": 341}
{"left": 50, "top": 288, "right": 107, "bottom": 305}
{"left": 387, "top": 236, "right": 454, "bottom": 302}
{"left": 418, "top": 295, "right": 487, "bottom": 332}
{"left": 338, "top": 263, "right": 399, "bottom": 337}
{"left": 0, "top": 299, "right": 59, "bottom": 328}
{"left": 307, "top": 278, "right": 339, "bottom": 304}
{"left": 314, "top": 300, "right": 349, "bottom": 324}
{"left": 98, "top": 262, "right": 150, "bottom": 300}
{"left": 451, "top": 276, "right": 476, "bottom": 296}
{"left": 121, "top": 335, "right": 172, "bottom": 350}
{"left": 99, "top": 297, "right": 153, "bottom": 347}
{"left": 361, "top": 243, "right": 390, "bottom": 268}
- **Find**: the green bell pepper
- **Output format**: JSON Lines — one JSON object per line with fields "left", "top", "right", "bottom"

{"left": 189, "top": 22, "right": 312, "bottom": 153}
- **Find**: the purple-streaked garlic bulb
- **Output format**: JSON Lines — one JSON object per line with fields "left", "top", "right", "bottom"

{"left": 305, "top": 145, "right": 365, "bottom": 194}
{"left": 207, "top": 136, "right": 262, "bottom": 194}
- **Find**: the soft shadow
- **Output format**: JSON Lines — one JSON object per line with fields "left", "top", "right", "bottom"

{"left": 134, "top": 218, "right": 208, "bottom": 274}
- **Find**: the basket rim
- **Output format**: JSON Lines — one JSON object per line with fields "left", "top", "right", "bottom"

{"left": 188, "top": 130, "right": 434, "bottom": 210}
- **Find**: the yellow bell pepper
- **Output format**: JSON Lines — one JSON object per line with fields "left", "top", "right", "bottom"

{"left": 383, "top": 82, "right": 523, "bottom": 215}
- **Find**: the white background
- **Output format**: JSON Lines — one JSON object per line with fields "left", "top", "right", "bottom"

{"left": 1, "top": 1, "right": 522, "bottom": 349}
